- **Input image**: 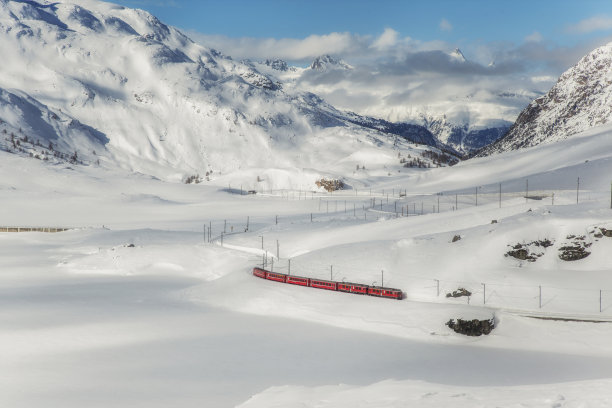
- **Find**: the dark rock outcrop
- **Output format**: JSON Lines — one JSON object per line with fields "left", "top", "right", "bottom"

{"left": 446, "top": 318, "right": 495, "bottom": 336}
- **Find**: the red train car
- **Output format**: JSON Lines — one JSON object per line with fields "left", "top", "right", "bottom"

{"left": 286, "top": 275, "right": 310, "bottom": 286}
{"left": 310, "top": 279, "right": 337, "bottom": 291}
{"left": 367, "top": 286, "right": 404, "bottom": 300}
{"left": 266, "top": 271, "right": 287, "bottom": 283}
{"left": 253, "top": 267, "right": 267, "bottom": 279}
{"left": 337, "top": 282, "right": 369, "bottom": 295}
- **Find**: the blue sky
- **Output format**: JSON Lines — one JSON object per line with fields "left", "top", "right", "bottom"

{"left": 112, "top": 0, "right": 612, "bottom": 48}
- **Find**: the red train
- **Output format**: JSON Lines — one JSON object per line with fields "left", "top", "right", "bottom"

{"left": 252, "top": 267, "right": 404, "bottom": 300}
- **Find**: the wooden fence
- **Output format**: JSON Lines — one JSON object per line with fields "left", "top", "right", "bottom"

{"left": 0, "top": 227, "right": 71, "bottom": 233}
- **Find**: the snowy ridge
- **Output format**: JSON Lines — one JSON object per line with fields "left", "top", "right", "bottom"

{"left": 479, "top": 41, "right": 612, "bottom": 156}
{"left": 309, "top": 54, "right": 353, "bottom": 71}
{"left": 0, "top": 87, "right": 107, "bottom": 162}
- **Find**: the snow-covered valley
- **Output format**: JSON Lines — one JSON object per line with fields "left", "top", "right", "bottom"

{"left": 4, "top": 1, "right": 612, "bottom": 407}
{"left": 4, "top": 121, "right": 612, "bottom": 407}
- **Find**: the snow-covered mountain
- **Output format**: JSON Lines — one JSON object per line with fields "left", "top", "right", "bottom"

{"left": 309, "top": 54, "right": 353, "bottom": 71}
{"left": 478, "top": 41, "right": 612, "bottom": 156}
{"left": 0, "top": 87, "right": 107, "bottom": 162}
{"left": 0, "top": 0, "right": 451, "bottom": 186}
{"left": 417, "top": 114, "right": 511, "bottom": 154}
{"left": 249, "top": 53, "right": 539, "bottom": 155}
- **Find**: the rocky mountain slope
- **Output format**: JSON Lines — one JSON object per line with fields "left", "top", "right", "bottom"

{"left": 478, "top": 41, "right": 612, "bottom": 156}
{"left": 0, "top": 0, "right": 450, "bottom": 186}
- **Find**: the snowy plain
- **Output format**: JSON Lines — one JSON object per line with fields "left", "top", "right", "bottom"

{"left": 3, "top": 122, "right": 612, "bottom": 407}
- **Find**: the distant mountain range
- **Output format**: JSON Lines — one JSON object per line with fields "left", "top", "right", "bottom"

{"left": 248, "top": 50, "right": 531, "bottom": 155}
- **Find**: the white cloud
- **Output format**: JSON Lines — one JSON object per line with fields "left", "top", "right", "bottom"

{"left": 188, "top": 32, "right": 368, "bottom": 62}
{"left": 182, "top": 26, "right": 612, "bottom": 125}
{"left": 439, "top": 18, "right": 453, "bottom": 32}
{"left": 567, "top": 16, "right": 612, "bottom": 34}
{"left": 525, "top": 31, "right": 543, "bottom": 43}
{"left": 371, "top": 28, "right": 399, "bottom": 50}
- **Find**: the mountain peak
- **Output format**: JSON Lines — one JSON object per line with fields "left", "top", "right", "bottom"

{"left": 263, "top": 58, "right": 289, "bottom": 71}
{"left": 310, "top": 55, "right": 352, "bottom": 71}
{"left": 449, "top": 48, "right": 466, "bottom": 63}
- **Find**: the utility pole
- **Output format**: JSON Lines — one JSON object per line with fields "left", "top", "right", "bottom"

{"left": 381, "top": 270, "right": 384, "bottom": 287}
{"left": 276, "top": 240, "right": 279, "bottom": 259}
{"left": 330, "top": 265, "right": 333, "bottom": 280}
{"left": 539, "top": 285, "right": 542, "bottom": 309}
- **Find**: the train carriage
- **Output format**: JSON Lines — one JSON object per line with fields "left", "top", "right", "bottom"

{"left": 367, "top": 286, "right": 404, "bottom": 300}
{"left": 337, "top": 282, "right": 369, "bottom": 295}
{"left": 265, "top": 271, "right": 287, "bottom": 283}
{"left": 286, "top": 275, "right": 310, "bottom": 286}
{"left": 252, "top": 267, "right": 267, "bottom": 279}
{"left": 309, "top": 278, "right": 337, "bottom": 291}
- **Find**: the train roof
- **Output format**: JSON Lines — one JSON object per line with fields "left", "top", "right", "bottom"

{"left": 370, "top": 286, "right": 403, "bottom": 292}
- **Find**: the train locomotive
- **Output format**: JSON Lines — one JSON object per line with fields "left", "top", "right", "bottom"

{"left": 252, "top": 267, "right": 404, "bottom": 300}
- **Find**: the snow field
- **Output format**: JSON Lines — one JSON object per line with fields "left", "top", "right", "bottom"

{"left": 3, "top": 121, "right": 612, "bottom": 406}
